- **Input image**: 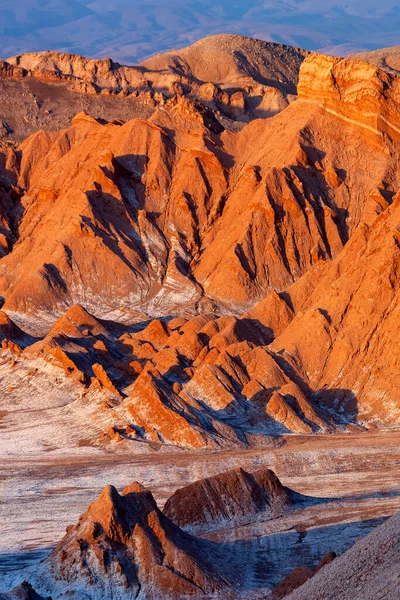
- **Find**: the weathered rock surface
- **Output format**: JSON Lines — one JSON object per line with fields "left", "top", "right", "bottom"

{"left": 298, "top": 53, "right": 400, "bottom": 144}
{"left": 0, "top": 582, "right": 46, "bottom": 600}
{"left": 0, "top": 35, "right": 310, "bottom": 147}
{"left": 2, "top": 51, "right": 400, "bottom": 316}
{"left": 163, "top": 467, "right": 308, "bottom": 531}
{"left": 28, "top": 483, "right": 236, "bottom": 599}
{"left": 0, "top": 44, "right": 400, "bottom": 446}
{"left": 286, "top": 512, "right": 400, "bottom": 600}
{"left": 351, "top": 45, "right": 400, "bottom": 76}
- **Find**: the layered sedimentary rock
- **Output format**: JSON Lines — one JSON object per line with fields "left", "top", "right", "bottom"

{"left": 28, "top": 483, "right": 235, "bottom": 600}
{"left": 0, "top": 35, "right": 309, "bottom": 146}
{"left": 0, "top": 48, "right": 400, "bottom": 445}
{"left": 163, "top": 467, "right": 308, "bottom": 531}
{"left": 298, "top": 53, "right": 400, "bottom": 144}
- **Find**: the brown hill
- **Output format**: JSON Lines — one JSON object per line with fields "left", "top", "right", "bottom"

{"left": 141, "top": 34, "right": 308, "bottom": 93}
{"left": 10, "top": 34, "right": 309, "bottom": 94}
{"left": 0, "top": 35, "right": 310, "bottom": 147}
{"left": 28, "top": 483, "right": 236, "bottom": 599}
{"left": 163, "top": 467, "right": 309, "bottom": 531}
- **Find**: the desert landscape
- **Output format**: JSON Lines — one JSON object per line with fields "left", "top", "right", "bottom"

{"left": 0, "top": 28, "right": 399, "bottom": 600}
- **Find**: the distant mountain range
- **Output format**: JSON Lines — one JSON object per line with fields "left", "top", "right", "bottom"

{"left": 1, "top": 0, "right": 400, "bottom": 63}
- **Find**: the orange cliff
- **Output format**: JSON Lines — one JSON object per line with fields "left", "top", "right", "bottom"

{"left": 1, "top": 53, "right": 400, "bottom": 314}
{"left": 298, "top": 53, "right": 400, "bottom": 145}
{"left": 0, "top": 50, "right": 400, "bottom": 447}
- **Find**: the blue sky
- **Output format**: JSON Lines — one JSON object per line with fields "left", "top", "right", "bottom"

{"left": 0, "top": 1, "right": 399, "bottom": 62}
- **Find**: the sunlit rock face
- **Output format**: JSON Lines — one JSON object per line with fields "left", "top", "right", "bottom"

{"left": 1, "top": 46, "right": 400, "bottom": 447}
{"left": 1, "top": 34, "right": 400, "bottom": 600}
{"left": 28, "top": 482, "right": 236, "bottom": 599}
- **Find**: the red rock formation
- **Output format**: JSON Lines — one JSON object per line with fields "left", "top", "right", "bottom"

{"left": 29, "top": 483, "right": 234, "bottom": 599}
{"left": 298, "top": 54, "right": 400, "bottom": 145}
{"left": 0, "top": 46, "right": 399, "bottom": 445}
{"left": 272, "top": 552, "right": 336, "bottom": 598}
{"left": 6, "top": 35, "right": 309, "bottom": 126}
{"left": 0, "top": 310, "right": 25, "bottom": 343}
{"left": 1, "top": 51, "right": 400, "bottom": 316}
{"left": 163, "top": 467, "right": 306, "bottom": 531}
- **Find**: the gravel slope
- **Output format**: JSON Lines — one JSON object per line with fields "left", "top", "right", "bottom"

{"left": 287, "top": 512, "right": 400, "bottom": 600}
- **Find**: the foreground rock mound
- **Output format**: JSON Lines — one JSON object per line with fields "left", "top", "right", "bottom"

{"left": 272, "top": 552, "right": 336, "bottom": 599}
{"left": 164, "top": 467, "right": 308, "bottom": 531}
{"left": 30, "top": 483, "right": 235, "bottom": 599}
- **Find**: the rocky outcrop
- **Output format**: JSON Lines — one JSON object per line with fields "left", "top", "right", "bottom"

{"left": 0, "top": 582, "right": 46, "bottom": 600}
{"left": 350, "top": 46, "right": 400, "bottom": 76}
{"left": 7, "top": 35, "right": 309, "bottom": 124}
{"left": 141, "top": 34, "right": 308, "bottom": 97}
{"left": 272, "top": 552, "right": 336, "bottom": 599}
{"left": 0, "top": 310, "right": 26, "bottom": 343}
{"left": 298, "top": 54, "right": 400, "bottom": 145}
{"left": 0, "top": 35, "right": 310, "bottom": 148}
{"left": 28, "top": 483, "right": 234, "bottom": 599}
{"left": 163, "top": 467, "right": 307, "bottom": 531}
{"left": 270, "top": 190, "right": 400, "bottom": 425}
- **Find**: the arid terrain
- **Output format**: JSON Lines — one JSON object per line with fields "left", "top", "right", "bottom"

{"left": 0, "top": 34, "right": 399, "bottom": 599}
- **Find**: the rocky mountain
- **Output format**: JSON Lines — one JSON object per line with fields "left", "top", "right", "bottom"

{"left": 350, "top": 45, "right": 400, "bottom": 76}
{"left": 0, "top": 35, "right": 308, "bottom": 145}
{"left": 0, "top": 46, "right": 399, "bottom": 448}
{"left": 163, "top": 466, "right": 310, "bottom": 531}
{"left": 26, "top": 482, "right": 237, "bottom": 600}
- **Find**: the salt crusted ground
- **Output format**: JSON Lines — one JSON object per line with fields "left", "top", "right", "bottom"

{"left": 1, "top": 422, "right": 399, "bottom": 593}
